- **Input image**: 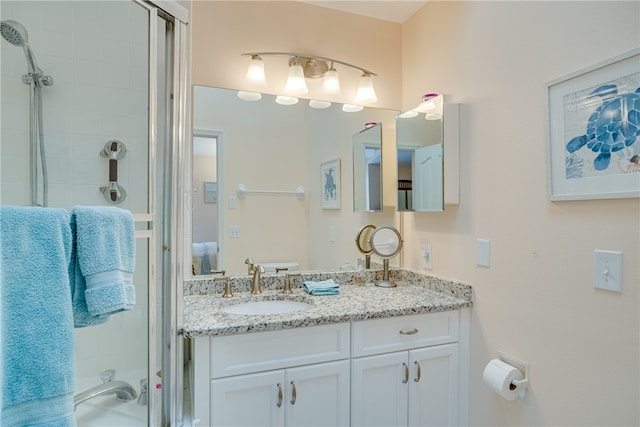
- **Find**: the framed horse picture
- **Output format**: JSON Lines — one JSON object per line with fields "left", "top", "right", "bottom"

{"left": 321, "top": 158, "right": 341, "bottom": 209}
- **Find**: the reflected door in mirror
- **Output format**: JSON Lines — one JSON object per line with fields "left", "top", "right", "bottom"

{"left": 353, "top": 123, "right": 383, "bottom": 212}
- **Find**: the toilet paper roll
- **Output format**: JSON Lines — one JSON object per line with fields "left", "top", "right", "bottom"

{"left": 483, "top": 359, "right": 523, "bottom": 401}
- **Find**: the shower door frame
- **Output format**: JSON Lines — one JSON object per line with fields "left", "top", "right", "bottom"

{"left": 136, "top": 0, "right": 189, "bottom": 425}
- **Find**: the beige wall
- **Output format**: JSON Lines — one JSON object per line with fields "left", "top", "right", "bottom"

{"left": 190, "top": 0, "right": 640, "bottom": 425}
{"left": 402, "top": 1, "right": 639, "bottom": 425}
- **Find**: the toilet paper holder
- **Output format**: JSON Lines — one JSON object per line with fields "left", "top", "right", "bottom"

{"left": 497, "top": 351, "right": 530, "bottom": 399}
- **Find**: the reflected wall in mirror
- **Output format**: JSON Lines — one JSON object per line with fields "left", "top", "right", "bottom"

{"left": 192, "top": 86, "right": 398, "bottom": 275}
{"left": 396, "top": 94, "right": 444, "bottom": 212}
{"left": 353, "top": 123, "right": 383, "bottom": 212}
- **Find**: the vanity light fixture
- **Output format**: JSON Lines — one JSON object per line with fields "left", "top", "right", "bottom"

{"left": 237, "top": 91, "right": 262, "bottom": 101}
{"left": 284, "top": 63, "right": 308, "bottom": 96}
{"left": 241, "top": 51, "right": 377, "bottom": 104}
{"left": 397, "top": 93, "right": 443, "bottom": 119}
{"left": 244, "top": 55, "right": 267, "bottom": 89}
{"left": 355, "top": 73, "right": 378, "bottom": 104}
{"left": 342, "top": 104, "right": 364, "bottom": 113}
{"left": 309, "top": 99, "right": 331, "bottom": 109}
{"left": 275, "top": 95, "right": 299, "bottom": 105}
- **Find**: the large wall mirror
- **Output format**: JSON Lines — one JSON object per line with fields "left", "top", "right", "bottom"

{"left": 353, "top": 123, "right": 383, "bottom": 212}
{"left": 192, "top": 86, "right": 398, "bottom": 276}
{"left": 396, "top": 94, "right": 445, "bottom": 212}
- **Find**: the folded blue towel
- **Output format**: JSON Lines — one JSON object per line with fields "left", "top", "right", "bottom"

{"left": 303, "top": 279, "right": 340, "bottom": 295}
{"left": 1, "top": 206, "right": 76, "bottom": 427}
{"left": 70, "top": 206, "right": 136, "bottom": 327}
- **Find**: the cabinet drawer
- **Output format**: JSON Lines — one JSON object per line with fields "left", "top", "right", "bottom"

{"left": 351, "top": 311, "right": 459, "bottom": 357}
{"left": 211, "top": 323, "right": 350, "bottom": 378}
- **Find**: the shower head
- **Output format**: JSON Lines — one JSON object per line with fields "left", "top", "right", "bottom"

{"left": 1, "top": 19, "right": 28, "bottom": 46}
{"left": 1, "top": 20, "right": 41, "bottom": 76}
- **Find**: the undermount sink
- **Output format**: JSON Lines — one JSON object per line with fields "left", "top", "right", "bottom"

{"left": 221, "top": 299, "right": 312, "bottom": 316}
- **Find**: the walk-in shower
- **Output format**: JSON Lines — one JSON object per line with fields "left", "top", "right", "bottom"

{"left": 0, "top": 0, "right": 189, "bottom": 425}
{"left": 1, "top": 19, "right": 52, "bottom": 207}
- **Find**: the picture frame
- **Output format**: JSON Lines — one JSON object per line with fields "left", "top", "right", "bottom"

{"left": 546, "top": 48, "right": 640, "bottom": 201}
{"left": 321, "top": 158, "right": 341, "bottom": 209}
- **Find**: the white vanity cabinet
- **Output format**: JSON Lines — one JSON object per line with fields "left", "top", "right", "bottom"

{"left": 192, "top": 323, "right": 351, "bottom": 427}
{"left": 191, "top": 309, "right": 469, "bottom": 427}
{"left": 351, "top": 311, "right": 462, "bottom": 427}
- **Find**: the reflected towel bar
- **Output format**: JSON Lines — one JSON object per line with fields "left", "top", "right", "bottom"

{"left": 237, "top": 184, "right": 305, "bottom": 200}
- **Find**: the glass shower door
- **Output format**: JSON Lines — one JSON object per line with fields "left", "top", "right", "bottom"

{"left": 0, "top": 0, "right": 163, "bottom": 424}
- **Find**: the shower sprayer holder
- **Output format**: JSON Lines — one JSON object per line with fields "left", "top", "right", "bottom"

{"left": 100, "top": 139, "right": 127, "bottom": 204}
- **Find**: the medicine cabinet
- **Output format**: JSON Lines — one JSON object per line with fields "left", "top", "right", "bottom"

{"left": 396, "top": 95, "right": 459, "bottom": 212}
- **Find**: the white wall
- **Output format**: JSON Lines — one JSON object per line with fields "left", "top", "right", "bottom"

{"left": 402, "top": 2, "right": 639, "bottom": 425}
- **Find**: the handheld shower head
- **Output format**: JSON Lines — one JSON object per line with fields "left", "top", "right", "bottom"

{"left": 1, "top": 19, "right": 28, "bottom": 46}
{"left": 1, "top": 20, "right": 41, "bottom": 76}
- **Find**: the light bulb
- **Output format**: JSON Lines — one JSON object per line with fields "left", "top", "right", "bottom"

{"left": 284, "top": 64, "right": 308, "bottom": 96}
{"left": 355, "top": 73, "right": 377, "bottom": 104}
{"left": 322, "top": 67, "right": 341, "bottom": 95}
{"left": 245, "top": 55, "right": 266, "bottom": 88}
{"left": 398, "top": 111, "right": 419, "bottom": 119}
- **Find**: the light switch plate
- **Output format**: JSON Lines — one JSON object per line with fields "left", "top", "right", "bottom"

{"left": 593, "top": 250, "right": 622, "bottom": 292}
{"left": 476, "top": 239, "right": 490, "bottom": 267}
{"left": 421, "top": 245, "right": 433, "bottom": 270}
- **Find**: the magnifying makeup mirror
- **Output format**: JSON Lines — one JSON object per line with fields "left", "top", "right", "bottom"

{"left": 355, "top": 224, "right": 376, "bottom": 268}
{"left": 369, "top": 225, "right": 402, "bottom": 287}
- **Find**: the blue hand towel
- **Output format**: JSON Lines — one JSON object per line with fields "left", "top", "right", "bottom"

{"left": 303, "top": 279, "right": 340, "bottom": 295}
{"left": 70, "top": 206, "right": 136, "bottom": 327}
{"left": 1, "top": 206, "right": 76, "bottom": 427}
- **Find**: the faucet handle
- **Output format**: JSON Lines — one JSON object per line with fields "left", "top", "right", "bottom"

{"left": 244, "top": 257, "right": 254, "bottom": 275}
{"left": 210, "top": 270, "right": 226, "bottom": 276}
{"left": 276, "top": 266, "right": 289, "bottom": 273}
{"left": 283, "top": 272, "right": 301, "bottom": 294}
{"left": 215, "top": 276, "right": 233, "bottom": 298}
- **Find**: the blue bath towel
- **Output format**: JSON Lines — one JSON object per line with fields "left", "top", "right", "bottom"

{"left": 70, "top": 206, "right": 136, "bottom": 327}
{"left": 303, "top": 279, "right": 340, "bottom": 295}
{"left": 0, "top": 206, "right": 76, "bottom": 427}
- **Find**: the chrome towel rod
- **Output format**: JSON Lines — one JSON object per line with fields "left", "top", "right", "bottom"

{"left": 237, "top": 184, "right": 305, "bottom": 200}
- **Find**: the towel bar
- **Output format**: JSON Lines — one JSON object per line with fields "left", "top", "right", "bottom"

{"left": 237, "top": 184, "right": 305, "bottom": 200}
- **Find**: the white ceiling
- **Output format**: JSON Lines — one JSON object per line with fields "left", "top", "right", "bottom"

{"left": 302, "top": 1, "right": 428, "bottom": 24}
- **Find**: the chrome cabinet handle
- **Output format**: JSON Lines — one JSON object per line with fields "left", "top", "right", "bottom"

{"left": 414, "top": 361, "right": 422, "bottom": 382}
{"left": 399, "top": 328, "right": 418, "bottom": 335}
{"left": 276, "top": 383, "right": 283, "bottom": 407}
{"left": 290, "top": 381, "right": 297, "bottom": 405}
{"left": 402, "top": 363, "right": 409, "bottom": 384}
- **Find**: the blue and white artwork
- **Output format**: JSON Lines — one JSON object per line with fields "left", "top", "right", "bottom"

{"left": 563, "top": 73, "right": 640, "bottom": 179}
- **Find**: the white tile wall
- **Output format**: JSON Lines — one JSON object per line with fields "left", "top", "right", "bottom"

{"left": 1, "top": 0, "right": 153, "bottom": 383}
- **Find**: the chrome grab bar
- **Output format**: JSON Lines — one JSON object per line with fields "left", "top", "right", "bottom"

{"left": 73, "top": 380, "right": 138, "bottom": 410}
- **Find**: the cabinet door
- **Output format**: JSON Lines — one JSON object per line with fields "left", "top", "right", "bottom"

{"left": 409, "top": 343, "right": 459, "bottom": 427}
{"left": 351, "top": 352, "right": 409, "bottom": 427}
{"left": 211, "top": 370, "right": 286, "bottom": 427}
{"left": 286, "top": 360, "right": 350, "bottom": 427}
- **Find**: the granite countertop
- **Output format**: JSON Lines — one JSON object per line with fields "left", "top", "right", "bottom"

{"left": 181, "top": 270, "right": 473, "bottom": 338}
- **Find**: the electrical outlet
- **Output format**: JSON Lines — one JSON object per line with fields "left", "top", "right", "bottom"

{"left": 229, "top": 226, "right": 240, "bottom": 238}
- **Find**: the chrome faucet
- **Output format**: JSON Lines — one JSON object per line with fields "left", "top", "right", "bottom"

{"left": 74, "top": 380, "right": 137, "bottom": 409}
{"left": 251, "top": 264, "right": 265, "bottom": 294}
